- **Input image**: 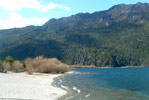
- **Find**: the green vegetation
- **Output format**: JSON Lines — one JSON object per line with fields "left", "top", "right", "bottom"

{"left": 0, "top": 3, "right": 149, "bottom": 67}
{"left": 5, "top": 56, "right": 14, "bottom": 63}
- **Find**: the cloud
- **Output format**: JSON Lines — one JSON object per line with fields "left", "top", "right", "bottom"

{"left": 40, "top": 2, "right": 71, "bottom": 12}
{"left": 64, "top": 6, "right": 71, "bottom": 11}
{"left": 0, "top": 12, "right": 49, "bottom": 29}
{"left": 0, "top": 0, "right": 71, "bottom": 12}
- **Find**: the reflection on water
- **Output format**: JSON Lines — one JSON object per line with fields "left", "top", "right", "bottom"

{"left": 56, "top": 68, "right": 149, "bottom": 100}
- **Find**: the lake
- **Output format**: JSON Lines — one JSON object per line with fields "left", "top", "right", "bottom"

{"left": 56, "top": 67, "right": 149, "bottom": 100}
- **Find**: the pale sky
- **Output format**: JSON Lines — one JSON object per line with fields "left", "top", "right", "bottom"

{"left": 0, "top": 0, "right": 148, "bottom": 29}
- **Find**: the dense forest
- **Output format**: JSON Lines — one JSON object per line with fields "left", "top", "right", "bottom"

{"left": 0, "top": 2, "right": 149, "bottom": 67}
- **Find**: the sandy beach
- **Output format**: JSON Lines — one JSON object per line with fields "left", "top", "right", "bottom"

{"left": 0, "top": 72, "right": 67, "bottom": 100}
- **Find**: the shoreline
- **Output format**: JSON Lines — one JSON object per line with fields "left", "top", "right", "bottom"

{"left": 70, "top": 65, "right": 146, "bottom": 69}
{"left": 0, "top": 72, "right": 67, "bottom": 100}
{"left": 54, "top": 71, "right": 75, "bottom": 100}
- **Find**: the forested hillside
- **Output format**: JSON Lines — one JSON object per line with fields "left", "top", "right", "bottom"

{"left": 0, "top": 2, "right": 149, "bottom": 67}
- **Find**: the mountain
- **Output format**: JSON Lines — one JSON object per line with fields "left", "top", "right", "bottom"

{"left": 0, "top": 2, "right": 149, "bottom": 67}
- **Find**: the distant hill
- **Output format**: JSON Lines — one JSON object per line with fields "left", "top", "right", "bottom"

{"left": 0, "top": 2, "right": 149, "bottom": 67}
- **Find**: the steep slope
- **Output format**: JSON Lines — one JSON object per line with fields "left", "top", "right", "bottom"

{"left": 0, "top": 2, "right": 149, "bottom": 67}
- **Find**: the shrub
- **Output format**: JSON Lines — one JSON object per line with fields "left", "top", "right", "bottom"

{"left": 1, "top": 56, "right": 14, "bottom": 72}
{"left": 1, "top": 59, "right": 25, "bottom": 73}
{"left": 0, "top": 59, "right": 3, "bottom": 72}
{"left": 38, "top": 58, "right": 69, "bottom": 73}
{"left": 11, "top": 60, "right": 25, "bottom": 72}
{"left": 5, "top": 56, "right": 14, "bottom": 64}
{"left": 25, "top": 56, "right": 70, "bottom": 74}
{"left": 25, "top": 56, "right": 44, "bottom": 74}
{"left": 2, "top": 61, "right": 11, "bottom": 72}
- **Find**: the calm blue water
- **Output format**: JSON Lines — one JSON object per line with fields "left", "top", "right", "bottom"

{"left": 56, "top": 68, "right": 149, "bottom": 100}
